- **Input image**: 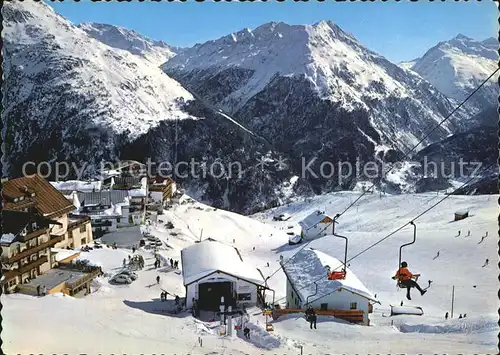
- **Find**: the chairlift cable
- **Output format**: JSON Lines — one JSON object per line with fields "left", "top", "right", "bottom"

{"left": 258, "top": 67, "right": 499, "bottom": 285}
{"left": 265, "top": 161, "right": 496, "bottom": 305}
{"left": 335, "top": 67, "right": 499, "bottom": 220}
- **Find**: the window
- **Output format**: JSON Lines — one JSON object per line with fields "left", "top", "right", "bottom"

{"left": 237, "top": 293, "right": 252, "bottom": 301}
{"left": 79, "top": 224, "right": 86, "bottom": 233}
{"left": 117, "top": 218, "right": 121, "bottom": 223}
{"left": 31, "top": 222, "right": 37, "bottom": 230}
{"left": 350, "top": 302, "right": 357, "bottom": 310}
{"left": 320, "top": 303, "right": 328, "bottom": 310}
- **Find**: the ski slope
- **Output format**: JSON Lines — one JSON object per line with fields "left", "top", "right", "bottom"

{"left": 2, "top": 192, "right": 498, "bottom": 353}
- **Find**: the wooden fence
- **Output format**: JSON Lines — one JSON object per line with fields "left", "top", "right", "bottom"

{"left": 273, "top": 308, "right": 364, "bottom": 324}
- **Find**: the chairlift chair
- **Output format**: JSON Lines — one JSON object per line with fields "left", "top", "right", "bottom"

{"left": 396, "top": 221, "right": 418, "bottom": 290}
{"left": 327, "top": 214, "right": 348, "bottom": 280}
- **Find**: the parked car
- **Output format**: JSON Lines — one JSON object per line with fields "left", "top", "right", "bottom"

{"left": 109, "top": 274, "right": 133, "bottom": 284}
{"left": 154, "top": 240, "right": 163, "bottom": 246}
{"left": 118, "top": 270, "right": 138, "bottom": 280}
{"left": 139, "top": 239, "right": 146, "bottom": 247}
{"left": 273, "top": 213, "right": 291, "bottom": 221}
{"left": 146, "top": 235, "right": 157, "bottom": 242}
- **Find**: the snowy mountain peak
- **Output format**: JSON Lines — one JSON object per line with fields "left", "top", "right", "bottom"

{"left": 3, "top": 0, "right": 196, "bottom": 173}
{"left": 453, "top": 33, "right": 473, "bottom": 41}
{"left": 78, "top": 22, "right": 177, "bottom": 65}
{"left": 406, "top": 34, "right": 498, "bottom": 104}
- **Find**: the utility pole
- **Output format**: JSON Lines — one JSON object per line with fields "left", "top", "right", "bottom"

{"left": 200, "top": 228, "right": 203, "bottom": 242}
{"left": 451, "top": 285, "right": 455, "bottom": 318}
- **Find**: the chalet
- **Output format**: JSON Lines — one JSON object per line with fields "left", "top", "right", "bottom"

{"left": 280, "top": 248, "right": 379, "bottom": 325}
{"left": 70, "top": 190, "right": 140, "bottom": 234}
{"left": 148, "top": 177, "right": 177, "bottom": 207}
{"left": 112, "top": 176, "right": 143, "bottom": 190}
{"left": 298, "top": 210, "right": 333, "bottom": 239}
{"left": 454, "top": 210, "right": 469, "bottom": 221}
{"left": 3, "top": 175, "right": 78, "bottom": 250}
{"left": 1, "top": 210, "right": 63, "bottom": 294}
{"left": 181, "top": 239, "right": 271, "bottom": 313}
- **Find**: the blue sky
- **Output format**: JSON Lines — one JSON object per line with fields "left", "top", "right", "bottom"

{"left": 48, "top": 0, "right": 497, "bottom": 63}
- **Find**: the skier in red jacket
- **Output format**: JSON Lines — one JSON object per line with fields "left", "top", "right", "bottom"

{"left": 392, "top": 261, "right": 427, "bottom": 300}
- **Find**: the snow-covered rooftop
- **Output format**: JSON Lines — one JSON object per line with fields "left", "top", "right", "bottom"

{"left": 51, "top": 248, "right": 80, "bottom": 262}
{"left": 181, "top": 239, "right": 264, "bottom": 286}
{"left": 1, "top": 233, "right": 17, "bottom": 245}
{"left": 128, "top": 189, "right": 146, "bottom": 197}
{"left": 298, "top": 210, "right": 332, "bottom": 231}
{"left": 50, "top": 180, "right": 102, "bottom": 192}
{"left": 282, "top": 248, "right": 377, "bottom": 304}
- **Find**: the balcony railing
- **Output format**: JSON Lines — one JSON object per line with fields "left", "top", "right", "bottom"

{"left": 17, "top": 255, "right": 49, "bottom": 275}
{"left": 18, "top": 228, "right": 48, "bottom": 243}
{"left": 1, "top": 255, "right": 49, "bottom": 280}
{"left": 4, "top": 235, "right": 63, "bottom": 264}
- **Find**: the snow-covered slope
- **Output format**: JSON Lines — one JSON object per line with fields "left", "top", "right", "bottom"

{"left": 3, "top": 192, "right": 498, "bottom": 353}
{"left": 163, "top": 21, "right": 475, "bottom": 152}
{"left": 78, "top": 22, "right": 178, "bottom": 66}
{"left": 2, "top": 1, "right": 194, "bottom": 176}
{"left": 404, "top": 35, "right": 498, "bottom": 108}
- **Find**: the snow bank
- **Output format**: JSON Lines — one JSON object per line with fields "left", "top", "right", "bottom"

{"left": 395, "top": 316, "right": 498, "bottom": 335}
{"left": 76, "top": 248, "right": 131, "bottom": 272}
{"left": 238, "top": 321, "right": 282, "bottom": 349}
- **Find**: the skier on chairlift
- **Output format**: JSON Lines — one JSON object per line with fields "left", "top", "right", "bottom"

{"left": 392, "top": 261, "right": 427, "bottom": 300}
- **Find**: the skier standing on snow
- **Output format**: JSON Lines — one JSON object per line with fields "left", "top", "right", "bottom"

{"left": 170, "top": 259, "right": 174, "bottom": 268}
{"left": 305, "top": 307, "right": 317, "bottom": 329}
{"left": 156, "top": 275, "right": 160, "bottom": 284}
{"left": 392, "top": 261, "right": 427, "bottom": 300}
{"left": 243, "top": 326, "right": 250, "bottom": 339}
{"left": 445, "top": 312, "right": 449, "bottom": 320}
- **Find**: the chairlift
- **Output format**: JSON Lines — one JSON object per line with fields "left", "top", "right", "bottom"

{"left": 396, "top": 221, "right": 417, "bottom": 289}
{"left": 326, "top": 214, "right": 347, "bottom": 280}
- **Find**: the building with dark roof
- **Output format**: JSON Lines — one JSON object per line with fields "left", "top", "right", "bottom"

{"left": 2, "top": 175, "right": 87, "bottom": 251}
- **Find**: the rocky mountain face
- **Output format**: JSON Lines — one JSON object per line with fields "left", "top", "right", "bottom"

{"left": 3, "top": 2, "right": 495, "bottom": 214}
{"left": 78, "top": 22, "right": 178, "bottom": 66}
{"left": 160, "top": 21, "right": 490, "bottom": 204}
{"left": 401, "top": 34, "right": 498, "bottom": 111}
{"left": 413, "top": 124, "right": 497, "bottom": 194}
{"left": 162, "top": 21, "right": 476, "bottom": 156}
{"left": 2, "top": 0, "right": 195, "bottom": 178}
